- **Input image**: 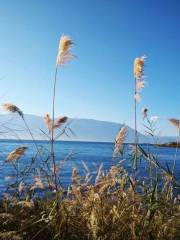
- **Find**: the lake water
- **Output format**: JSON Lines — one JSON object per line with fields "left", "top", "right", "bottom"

{"left": 0, "top": 140, "right": 180, "bottom": 195}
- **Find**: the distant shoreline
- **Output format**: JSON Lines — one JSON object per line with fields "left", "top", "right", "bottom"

{"left": 157, "top": 142, "right": 180, "bottom": 148}
{"left": 0, "top": 138, "right": 173, "bottom": 146}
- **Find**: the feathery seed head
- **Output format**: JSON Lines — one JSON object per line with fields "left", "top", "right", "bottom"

{"left": 114, "top": 126, "right": 127, "bottom": 155}
{"left": 2, "top": 103, "right": 24, "bottom": 118}
{"left": 136, "top": 80, "right": 146, "bottom": 91}
{"left": 7, "top": 146, "right": 28, "bottom": 161}
{"left": 44, "top": 114, "right": 68, "bottom": 132}
{"left": 53, "top": 116, "right": 68, "bottom": 129}
{"left": 134, "top": 55, "right": 147, "bottom": 103}
{"left": 43, "top": 113, "right": 52, "bottom": 133}
{"left": 134, "top": 55, "right": 146, "bottom": 80}
{"left": 169, "top": 118, "right": 180, "bottom": 129}
{"left": 56, "top": 35, "right": 74, "bottom": 65}
{"left": 72, "top": 167, "right": 78, "bottom": 184}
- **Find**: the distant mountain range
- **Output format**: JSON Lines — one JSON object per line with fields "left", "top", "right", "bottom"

{"left": 0, "top": 114, "right": 175, "bottom": 143}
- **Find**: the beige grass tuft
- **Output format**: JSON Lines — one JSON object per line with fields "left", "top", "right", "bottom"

{"left": 7, "top": 146, "right": 27, "bottom": 161}
{"left": 169, "top": 118, "right": 180, "bottom": 129}
{"left": 2, "top": 103, "right": 24, "bottom": 118}
{"left": 114, "top": 126, "right": 127, "bottom": 155}
{"left": 44, "top": 114, "right": 68, "bottom": 132}
{"left": 44, "top": 113, "right": 53, "bottom": 133}
{"left": 134, "top": 55, "right": 146, "bottom": 80}
{"left": 56, "top": 35, "right": 74, "bottom": 65}
{"left": 53, "top": 116, "right": 68, "bottom": 129}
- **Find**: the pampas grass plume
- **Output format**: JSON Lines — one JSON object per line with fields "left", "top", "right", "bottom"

{"left": 2, "top": 103, "right": 24, "bottom": 118}
{"left": 7, "top": 146, "right": 27, "bottom": 161}
{"left": 56, "top": 35, "right": 74, "bottom": 65}
{"left": 169, "top": 118, "right": 180, "bottom": 129}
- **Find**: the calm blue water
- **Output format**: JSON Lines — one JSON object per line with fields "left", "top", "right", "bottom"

{"left": 0, "top": 140, "right": 180, "bottom": 195}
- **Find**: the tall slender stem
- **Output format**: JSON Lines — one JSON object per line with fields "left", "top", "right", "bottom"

{"left": 131, "top": 79, "right": 137, "bottom": 240}
{"left": 134, "top": 78, "right": 138, "bottom": 173}
{"left": 51, "top": 66, "right": 58, "bottom": 194}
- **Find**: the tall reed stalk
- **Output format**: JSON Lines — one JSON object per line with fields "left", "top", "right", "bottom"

{"left": 133, "top": 56, "right": 146, "bottom": 172}
{"left": 132, "top": 56, "right": 146, "bottom": 239}
{"left": 51, "top": 66, "right": 58, "bottom": 193}
{"left": 134, "top": 77, "right": 138, "bottom": 173}
{"left": 50, "top": 35, "right": 74, "bottom": 198}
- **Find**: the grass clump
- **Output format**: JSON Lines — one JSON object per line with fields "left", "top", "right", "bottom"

{"left": 0, "top": 164, "right": 179, "bottom": 240}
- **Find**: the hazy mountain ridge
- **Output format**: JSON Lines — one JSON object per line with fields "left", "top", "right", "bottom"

{"left": 0, "top": 114, "right": 175, "bottom": 143}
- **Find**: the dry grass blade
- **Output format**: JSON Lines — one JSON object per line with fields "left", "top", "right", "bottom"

{"left": 114, "top": 126, "right": 127, "bottom": 155}
{"left": 169, "top": 118, "right": 180, "bottom": 129}
{"left": 72, "top": 167, "right": 79, "bottom": 184}
{"left": 95, "top": 163, "right": 103, "bottom": 183}
{"left": 82, "top": 160, "right": 90, "bottom": 175}
{"left": 82, "top": 160, "right": 91, "bottom": 183}
{"left": 2, "top": 103, "right": 24, "bottom": 118}
{"left": 56, "top": 35, "right": 74, "bottom": 65}
{"left": 7, "top": 146, "right": 28, "bottom": 161}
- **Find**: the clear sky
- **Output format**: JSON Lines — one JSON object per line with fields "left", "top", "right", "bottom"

{"left": 0, "top": 0, "right": 179, "bottom": 136}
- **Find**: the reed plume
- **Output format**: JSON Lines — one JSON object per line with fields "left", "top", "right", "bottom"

{"left": 7, "top": 146, "right": 27, "bottom": 161}
{"left": 53, "top": 116, "right": 68, "bottom": 129}
{"left": 134, "top": 56, "right": 146, "bottom": 80}
{"left": 44, "top": 113, "right": 52, "bottom": 133}
{"left": 56, "top": 35, "right": 74, "bottom": 66}
{"left": 113, "top": 126, "right": 126, "bottom": 156}
{"left": 134, "top": 55, "right": 146, "bottom": 102}
{"left": 136, "top": 80, "right": 146, "bottom": 91}
{"left": 2, "top": 102, "right": 42, "bottom": 161}
{"left": 44, "top": 114, "right": 68, "bottom": 133}
{"left": 2, "top": 103, "right": 24, "bottom": 118}
{"left": 72, "top": 167, "right": 78, "bottom": 184}
{"left": 169, "top": 118, "right": 180, "bottom": 129}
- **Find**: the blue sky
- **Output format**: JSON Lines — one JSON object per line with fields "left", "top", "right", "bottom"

{"left": 0, "top": 0, "right": 179, "bottom": 136}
